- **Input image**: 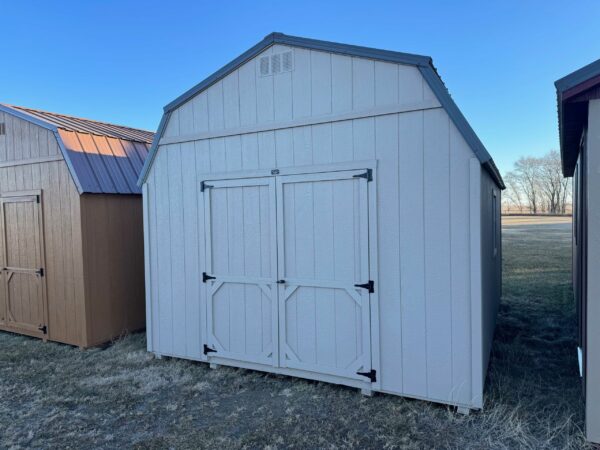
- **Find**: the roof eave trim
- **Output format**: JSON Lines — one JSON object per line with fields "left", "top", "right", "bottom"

{"left": 417, "top": 66, "right": 505, "bottom": 190}
{"left": 138, "top": 112, "right": 170, "bottom": 186}
{"left": 0, "top": 104, "right": 85, "bottom": 194}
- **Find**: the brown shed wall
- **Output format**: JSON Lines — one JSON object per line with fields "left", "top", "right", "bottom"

{"left": 80, "top": 194, "right": 145, "bottom": 347}
{"left": 0, "top": 111, "right": 86, "bottom": 346}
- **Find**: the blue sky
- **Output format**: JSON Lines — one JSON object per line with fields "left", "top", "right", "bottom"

{"left": 1, "top": 0, "right": 598, "bottom": 175}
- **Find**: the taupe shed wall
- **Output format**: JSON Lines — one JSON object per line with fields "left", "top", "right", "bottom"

{"left": 80, "top": 194, "right": 145, "bottom": 347}
{"left": 480, "top": 168, "right": 502, "bottom": 385}
{"left": 0, "top": 111, "right": 86, "bottom": 346}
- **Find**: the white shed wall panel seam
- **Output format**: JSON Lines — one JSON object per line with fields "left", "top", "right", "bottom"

{"left": 145, "top": 107, "right": 481, "bottom": 407}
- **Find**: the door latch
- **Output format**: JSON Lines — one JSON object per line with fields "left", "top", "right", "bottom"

{"left": 36, "top": 268, "right": 44, "bottom": 277}
{"left": 38, "top": 325, "right": 47, "bottom": 334}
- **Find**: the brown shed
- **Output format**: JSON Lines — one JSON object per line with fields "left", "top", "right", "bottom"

{"left": 0, "top": 104, "right": 151, "bottom": 348}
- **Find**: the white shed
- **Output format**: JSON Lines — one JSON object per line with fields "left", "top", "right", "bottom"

{"left": 138, "top": 33, "right": 504, "bottom": 411}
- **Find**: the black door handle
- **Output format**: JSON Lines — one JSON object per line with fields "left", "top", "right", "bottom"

{"left": 276, "top": 280, "right": 285, "bottom": 284}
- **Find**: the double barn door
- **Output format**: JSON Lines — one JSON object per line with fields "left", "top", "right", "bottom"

{"left": 203, "top": 169, "right": 375, "bottom": 383}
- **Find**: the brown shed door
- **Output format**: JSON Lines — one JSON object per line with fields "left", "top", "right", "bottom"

{"left": 0, "top": 192, "right": 47, "bottom": 337}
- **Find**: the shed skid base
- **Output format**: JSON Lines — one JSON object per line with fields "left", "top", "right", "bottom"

{"left": 457, "top": 406, "right": 471, "bottom": 415}
{"left": 154, "top": 353, "right": 162, "bottom": 359}
{"left": 209, "top": 363, "right": 219, "bottom": 370}
{"left": 361, "top": 388, "right": 373, "bottom": 397}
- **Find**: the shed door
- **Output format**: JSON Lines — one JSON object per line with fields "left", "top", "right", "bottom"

{"left": 204, "top": 178, "right": 278, "bottom": 366}
{"left": 276, "top": 170, "right": 372, "bottom": 381}
{"left": 0, "top": 192, "right": 47, "bottom": 337}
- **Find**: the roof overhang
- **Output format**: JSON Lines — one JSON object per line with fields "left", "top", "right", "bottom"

{"left": 138, "top": 32, "right": 505, "bottom": 190}
{"left": 556, "top": 59, "right": 600, "bottom": 177}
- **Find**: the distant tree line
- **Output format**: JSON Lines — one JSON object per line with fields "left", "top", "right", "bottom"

{"left": 503, "top": 150, "right": 571, "bottom": 215}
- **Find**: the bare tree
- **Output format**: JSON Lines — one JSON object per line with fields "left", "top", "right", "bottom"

{"left": 513, "top": 156, "right": 542, "bottom": 214}
{"left": 502, "top": 150, "right": 572, "bottom": 215}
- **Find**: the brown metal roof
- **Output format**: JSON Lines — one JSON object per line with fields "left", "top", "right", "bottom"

{"left": 0, "top": 104, "right": 152, "bottom": 194}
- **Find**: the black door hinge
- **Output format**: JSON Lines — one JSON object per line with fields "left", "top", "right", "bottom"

{"left": 202, "top": 272, "right": 216, "bottom": 283}
{"left": 353, "top": 169, "right": 373, "bottom": 182}
{"left": 36, "top": 268, "right": 44, "bottom": 277}
{"left": 203, "top": 344, "right": 217, "bottom": 355}
{"left": 357, "top": 369, "right": 376, "bottom": 382}
{"left": 354, "top": 280, "right": 374, "bottom": 293}
{"left": 36, "top": 195, "right": 40, "bottom": 204}
{"left": 200, "top": 181, "right": 214, "bottom": 192}
{"left": 38, "top": 325, "right": 47, "bottom": 334}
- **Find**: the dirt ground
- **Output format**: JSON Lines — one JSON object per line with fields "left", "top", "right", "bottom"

{"left": 0, "top": 216, "right": 588, "bottom": 449}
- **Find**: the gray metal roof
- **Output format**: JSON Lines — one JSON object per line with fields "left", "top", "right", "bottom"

{"left": 0, "top": 104, "right": 152, "bottom": 194}
{"left": 555, "top": 59, "right": 600, "bottom": 176}
{"left": 138, "top": 32, "right": 504, "bottom": 189}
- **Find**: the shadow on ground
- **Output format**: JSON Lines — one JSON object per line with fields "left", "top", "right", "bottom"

{"left": 0, "top": 219, "right": 588, "bottom": 449}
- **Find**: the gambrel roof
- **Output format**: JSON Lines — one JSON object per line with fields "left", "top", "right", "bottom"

{"left": 0, "top": 104, "right": 152, "bottom": 194}
{"left": 138, "top": 32, "right": 504, "bottom": 189}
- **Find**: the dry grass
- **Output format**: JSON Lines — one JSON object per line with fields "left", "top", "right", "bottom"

{"left": 0, "top": 218, "right": 589, "bottom": 449}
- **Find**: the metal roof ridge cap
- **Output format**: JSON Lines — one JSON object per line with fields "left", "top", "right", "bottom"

{"left": 272, "top": 33, "right": 432, "bottom": 66}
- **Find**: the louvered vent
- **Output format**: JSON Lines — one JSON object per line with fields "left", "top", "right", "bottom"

{"left": 282, "top": 51, "right": 293, "bottom": 72}
{"left": 0, "top": 123, "right": 5, "bottom": 135}
{"left": 259, "top": 51, "right": 294, "bottom": 76}
{"left": 271, "top": 53, "right": 281, "bottom": 74}
{"left": 260, "top": 56, "right": 270, "bottom": 76}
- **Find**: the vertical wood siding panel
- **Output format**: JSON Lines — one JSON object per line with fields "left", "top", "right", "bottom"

{"left": 450, "top": 124, "right": 473, "bottom": 405}
{"left": 181, "top": 142, "right": 201, "bottom": 359}
{"left": 398, "top": 65, "right": 425, "bottom": 105}
{"left": 241, "top": 134, "right": 259, "bottom": 170}
{"left": 423, "top": 109, "right": 452, "bottom": 401}
{"left": 191, "top": 92, "right": 210, "bottom": 134}
{"left": 225, "top": 136, "right": 243, "bottom": 171}
{"left": 256, "top": 47, "right": 274, "bottom": 124}
{"left": 311, "top": 51, "right": 332, "bottom": 116}
{"left": 195, "top": 140, "right": 210, "bottom": 177}
{"left": 292, "top": 127, "right": 312, "bottom": 166}
{"left": 156, "top": 150, "right": 173, "bottom": 354}
{"left": 332, "top": 121, "right": 353, "bottom": 163}
{"left": 312, "top": 124, "right": 333, "bottom": 164}
{"left": 168, "top": 145, "right": 187, "bottom": 356}
{"left": 208, "top": 81, "right": 225, "bottom": 131}
{"left": 352, "top": 118, "right": 375, "bottom": 160}
{"left": 179, "top": 101, "right": 194, "bottom": 136}
{"left": 209, "top": 138, "right": 226, "bottom": 172}
{"left": 292, "top": 48, "right": 312, "bottom": 118}
{"left": 239, "top": 61, "right": 258, "bottom": 126}
{"left": 258, "top": 131, "right": 276, "bottom": 169}
{"left": 331, "top": 55, "right": 352, "bottom": 113}
{"left": 274, "top": 69, "right": 293, "bottom": 122}
{"left": 352, "top": 58, "right": 375, "bottom": 111}
{"left": 275, "top": 129, "right": 294, "bottom": 167}
{"left": 163, "top": 109, "right": 180, "bottom": 138}
{"left": 223, "top": 72, "right": 241, "bottom": 130}
{"left": 399, "top": 110, "right": 427, "bottom": 397}
{"left": 375, "top": 62, "right": 399, "bottom": 107}
{"left": 375, "top": 114, "right": 402, "bottom": 392}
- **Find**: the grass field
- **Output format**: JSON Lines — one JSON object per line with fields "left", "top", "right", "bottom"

{"left": 0, "top": 217, "right": 589, "bottom": 449}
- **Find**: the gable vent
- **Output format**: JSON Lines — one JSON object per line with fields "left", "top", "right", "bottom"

{"left": 259, "top": 51, "right": 294, "bottom": 76}
{"left": 259, "top": 56, "right": 270, "bottom": 76}
{"left": 0, "top": 123, "right": 5, "bottom": 136}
